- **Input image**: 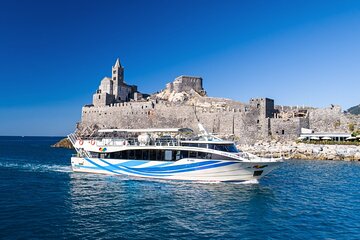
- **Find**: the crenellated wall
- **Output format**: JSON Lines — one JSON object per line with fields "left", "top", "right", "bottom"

{"left": 79, "top": 97, "right": 297, "bottom": 144}
{"left": 78, "top": 58, "right": 360, "bottom": 144}
{"left": 80, "top": 97, "right": 360, "bottom": 144}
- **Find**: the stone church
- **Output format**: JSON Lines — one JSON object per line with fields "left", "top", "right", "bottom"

{"left": 92, "top": 58, "right": 143, "bottom": 107}
{"left": 79, "top": 57, "right": 360, "bottom": 144}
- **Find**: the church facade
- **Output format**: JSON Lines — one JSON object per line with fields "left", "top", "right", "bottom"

{"left": 92, "top": 58, "right": 143, "bottom": 107}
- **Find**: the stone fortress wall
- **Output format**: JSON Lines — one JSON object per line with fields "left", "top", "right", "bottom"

{"left": 81, "top": 97, "right": 270, "bottom": 144}
{"left": 78, "top": 58, "right": 360, "bottom": 144}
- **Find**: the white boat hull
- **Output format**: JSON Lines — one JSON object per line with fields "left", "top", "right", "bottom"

{"left": 71, "top": 157, "right": 282, "bottom": 182}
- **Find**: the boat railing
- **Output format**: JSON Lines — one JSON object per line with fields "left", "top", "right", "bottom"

{"left": 90, "top": 137, "right": 182, "bottom": 147}
{"left": 72, "top": 135, "right": 268, "bottom": 161}
{"left": 67, "top": 133, "right": 91, "bottom": 158}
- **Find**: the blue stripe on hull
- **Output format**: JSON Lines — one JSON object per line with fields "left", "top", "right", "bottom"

{"left": 76, "top": 158, "right": 240, "bottom": 177}
{"left": 85, "top": 158, "right": 171, "bottom": 177}
{"left": 99, "top": 159, "right": 237, "bottom": 176}
{"left": 99, "top": 159, "right": 236, "bottom": 174}
{"left": 130, "top": 160, "right": 219, "bottom": 172}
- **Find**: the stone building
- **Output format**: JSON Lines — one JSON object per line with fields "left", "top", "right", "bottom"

{"left": 92, "top": 58, "right": 142, "bottom": 107}
{"left": 166, "top": 76, "right": 206, "bottom": 96}
{"left": 78, "top": 58, "right": 360, "bottom": 144}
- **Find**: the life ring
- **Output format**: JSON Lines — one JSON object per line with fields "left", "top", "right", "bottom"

{"left": 90, "top": 139, "right": 96, "bottom": 145}
{"left": 78, "top": 139, "right": 84, "bottom": 145}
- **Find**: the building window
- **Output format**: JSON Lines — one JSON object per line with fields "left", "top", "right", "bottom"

{"left": 257, "top": 120, "right": 260, "bottom": 124}
{"left": 257, "top": 103, "right": 260, "bottom": 108}
{"left": 98, "top": 95, "right": 101, "bottom": 99}
{"left": 282, "top": 130, "right": 285, "bottom": 135}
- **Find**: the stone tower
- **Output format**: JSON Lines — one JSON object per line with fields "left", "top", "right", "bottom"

{"left": 112, "top": 58, "right": 124, "bottom": 100}
{"left": 92, "top": 58, "right": 143, "bottom": 106}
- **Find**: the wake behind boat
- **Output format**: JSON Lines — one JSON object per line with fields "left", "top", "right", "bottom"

{"left": 67, "top": 125, "right": 283, "bottom": 182}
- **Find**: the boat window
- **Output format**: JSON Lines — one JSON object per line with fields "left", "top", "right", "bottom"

{"left": 135, "top": 150, "right": 142, "bottom": 160}
{"left": 156, "top": 150, "right": 165, "bottom": 161}
{"left": 173, "top": 150, "right": 181, "bottom": 161}
{"left": 197, "top": 151, "right": 207, "bottom": 159}
{"left": 165, "top": 150, "right": 172, "bottom": 161}
{"left": 198, "top": 143, "right": 207, "bottom": 149}
{"left": 128, "top": 150, "right": 135, "bottom": 160}
{"left": 208, "top": 144, "right": 239, "bottom": 153}
{"left": 214, "top": 145, "right": 227, "bottom": 152}
{"left": 105, "top": 149, "right": 235, "bottom": 161}
{"left": 142, "top": 150, "right": 149, "bottom": 160}
{"left": 210, "top": 153, "right": 235, "bottom": 160}
{"left": 181, "top": 151, "right": 189, "bottom": 158}
{"left": 121, "top": 151, "right": 128, "bottom": 159}
{"left": 109, "top": 152, "right": 115, "bottom": 159}
{"left": 89, "top": 152, "right": 99, "bottom": 158}
{"left": 181, "top": 142, "right": 198, "bottom": 147}
{"left": 189, "top": 151, "right": 197, "bottom": 158}
{"left": 149, "top": 149, "right": 156, "bottom": 160}
{"left": 224, "top": 144, "right": 239, "bottom": 153}
{"left": 207, "top": 144, "right": 214, "bottom": 150}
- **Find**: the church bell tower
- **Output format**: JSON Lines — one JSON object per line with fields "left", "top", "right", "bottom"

{"left": 112, "top": 58, "right": 124, "bottom": 100}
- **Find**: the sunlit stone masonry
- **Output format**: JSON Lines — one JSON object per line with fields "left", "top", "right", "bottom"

{"left": 78, "top": 58, "right": 360, "bottom": 144}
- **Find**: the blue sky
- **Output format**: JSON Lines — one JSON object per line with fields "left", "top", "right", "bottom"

{"left": 1, "top": 0, "right": 360, "bottom": 136}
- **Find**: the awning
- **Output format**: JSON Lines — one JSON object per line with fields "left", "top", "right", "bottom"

{"left": 321, "top": 137, "right": 332, "bottom": 140}
{"left": 346, "top": 137, "right": 357, "bottom": 140}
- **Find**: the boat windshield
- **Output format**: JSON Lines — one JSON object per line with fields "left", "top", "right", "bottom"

{"left": 181, "top": 142, "right": 239, "bottom": 153}
{"left": 208, "top": 144, "right": 239, "bottom": 153}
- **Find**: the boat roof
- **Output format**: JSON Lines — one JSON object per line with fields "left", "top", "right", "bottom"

{"left": 300, "top": 133, "right": 351, "bottom": 137}
{"left": 181, "top": 140, "right": 234, "bottom": 144}
{"left": 98, "top": 128, "right": 193, "bottom": 133}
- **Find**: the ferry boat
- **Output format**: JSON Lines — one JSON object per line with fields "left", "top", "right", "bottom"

{"left": 67, "top": 125, "right": 283, "bottom": 182}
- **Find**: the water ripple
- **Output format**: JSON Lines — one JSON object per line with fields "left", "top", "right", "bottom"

{"left": 0, "top": 137, "right": 359, "bottom": 239}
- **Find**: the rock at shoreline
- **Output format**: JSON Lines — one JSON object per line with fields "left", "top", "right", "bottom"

{"left": 51, "top": 138, "right": 74, "bottom": 149}
{"left": 238, "top": 141, "right": 360, "bottom": 161}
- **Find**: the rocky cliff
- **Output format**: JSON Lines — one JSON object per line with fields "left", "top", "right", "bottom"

{"left": 239, "top": 141, "right": 360, "bottom": 161}
{"left": 348, "top": 104, "right": 360, "bottom": 115}
{"left": 51, "top": 138, "right": 73, "bottom": 149}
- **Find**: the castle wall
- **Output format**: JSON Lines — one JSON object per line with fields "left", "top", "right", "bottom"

{"left": 167, "top": 76, "right": 205, "bottom": 95}
{"left": 80, "top": 97, "right": 360, "bottom": 143}
{"left": 308, "top": 105, "right": 346, "bottom": 133}
{"left": 92, "top": 92, "right": 115, "bottom": 107}
{"left": 81, "top": 58, "right": 360, "bottom": 144}
{"left": 270, "top": 117, "right": 309, "bottom": 140}
{"left": 80, "top": 98, "right": 276, "bottom": 144}
{"left": 308, "top": 106, "right": 360, "bottom": 133}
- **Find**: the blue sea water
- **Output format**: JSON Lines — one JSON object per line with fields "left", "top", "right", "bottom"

{"left": 0, "top": 137, "right": 359, "bottom": 240}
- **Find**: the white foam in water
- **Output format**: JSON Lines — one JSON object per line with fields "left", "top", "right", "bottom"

{"left": 193, "top": 179, "right": 259, "bottom": 184}
{"left": 236, "top": 179, "right": 259, "bottom": 184}
{"left": 108, "top": 174, "right": 260, "bottom": 185}
{"left": 0, "top": 161, "right": 72, "bottom": 173}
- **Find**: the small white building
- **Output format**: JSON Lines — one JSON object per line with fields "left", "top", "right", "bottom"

{"left": 299, "top": 132, "right": 351, "bottom": 142}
